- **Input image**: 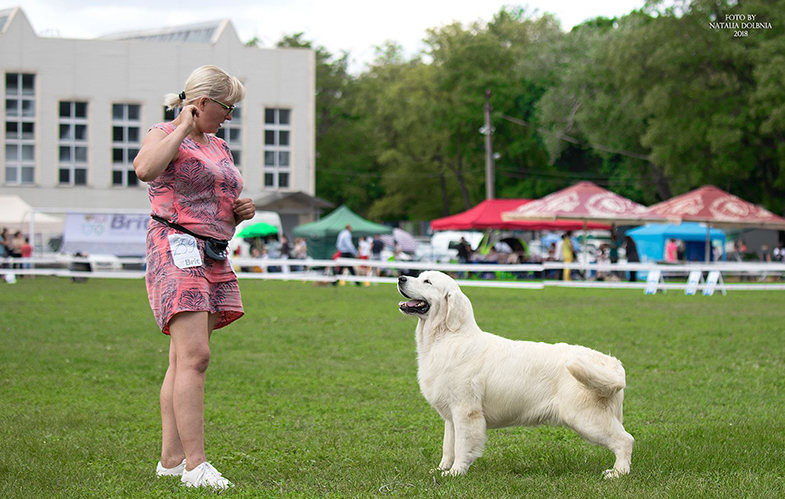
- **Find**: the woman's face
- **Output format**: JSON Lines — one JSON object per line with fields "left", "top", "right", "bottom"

{"left": 197, "top": 96, "right": 235, "bottom": 134}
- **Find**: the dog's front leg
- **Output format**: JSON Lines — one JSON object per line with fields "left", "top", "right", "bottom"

{"left": 437, "top": 419, "right": 455, "bottom": 471}
{"left": 444, "top": 408, "right": 486, "bottom": 476}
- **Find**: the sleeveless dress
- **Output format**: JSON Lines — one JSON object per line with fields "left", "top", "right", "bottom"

{"left": 144, "top": 122, "right": 244, "bottom": 335}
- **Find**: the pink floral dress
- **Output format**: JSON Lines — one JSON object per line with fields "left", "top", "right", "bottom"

{"left": 145, "top": 122, "right": 244, "bottom": 335}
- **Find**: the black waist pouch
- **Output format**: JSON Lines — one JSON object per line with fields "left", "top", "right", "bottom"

{"left": 152, "top": 215, "right": 229, "bottom": 261}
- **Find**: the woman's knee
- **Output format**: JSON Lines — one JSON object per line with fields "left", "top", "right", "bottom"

{"left": 169, "top": 312, "right": 211, "bottom": 372}
{"left": 177, "top": 345, "right": 210, "bottom": 373}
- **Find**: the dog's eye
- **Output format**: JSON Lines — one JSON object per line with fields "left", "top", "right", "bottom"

{"left": 424, "top": 279, "right": 431, "bottom": 285}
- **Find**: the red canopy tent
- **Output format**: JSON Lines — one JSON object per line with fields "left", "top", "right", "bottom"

{"left": 501, "top": 181, "right": 667, "bottom": 226}
{"left": 431, "top": 199, "right": 610, "bottom": 231}
{"left": 646, "top": 185, "right": 785, "bottom": 261}
{"left": 501, "top": 181, "right": 671, "bottom": 264}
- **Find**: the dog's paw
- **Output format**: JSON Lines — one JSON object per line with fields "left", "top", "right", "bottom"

{"left": 436, "top": 461, "right": 453, "bottom": 472}
{"left": 441, "top": 467, "right": 467, "bottom": 477}
{"left": 602, "top": 468, "right": 628, "bottom": 480}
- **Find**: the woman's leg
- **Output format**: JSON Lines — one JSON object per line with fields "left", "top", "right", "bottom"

{"left": 160, "top": 336, "right": 184, "bottom": 468}
{"left": 166, "top": 311, "right": 218, "bottom": 471}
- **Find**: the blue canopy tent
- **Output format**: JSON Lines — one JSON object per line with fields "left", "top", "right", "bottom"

{"left": 627, "top": 223, "right": 726, "bottom": 262}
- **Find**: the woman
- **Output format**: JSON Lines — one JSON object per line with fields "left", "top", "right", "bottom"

{"left": 134, "top": 65, "right": 255, "bottom": 490}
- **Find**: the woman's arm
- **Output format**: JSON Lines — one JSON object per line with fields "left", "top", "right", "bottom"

{"left": 133, "top": 106, "right": 198, "bottom": 182}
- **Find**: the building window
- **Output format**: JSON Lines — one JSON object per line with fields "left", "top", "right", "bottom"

{"left": 5, "top": 73, "right": 36, "bottom": 185}
{"left": 59, "top": 101, "right": 88, "bottom": 185}
{"left": 215, "top": 105, "right": 242, "bottom": 167}
{"left": 163, "top": 106, "right": 181, "bottom": 121}
{"left": 112, "top": 104, "right": 141, "bottom": 186}
{"left": 263, "top": 108, "right": 291, "bottom": 188}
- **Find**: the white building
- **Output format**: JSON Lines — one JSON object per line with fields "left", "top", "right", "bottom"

{"left": 0, "top": 7, "right": 330, "bottom": 237}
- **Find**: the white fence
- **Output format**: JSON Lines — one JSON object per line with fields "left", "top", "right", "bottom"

{"left": 2, "top": 256, "right": 785, "bottom": 292}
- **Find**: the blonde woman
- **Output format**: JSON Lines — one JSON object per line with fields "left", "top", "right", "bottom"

{"left": 134, "top": 65, "right": 255, "bottom": 490}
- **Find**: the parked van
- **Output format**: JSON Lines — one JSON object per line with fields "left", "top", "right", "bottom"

{"left": 427, "top": 231, "right": 484, "bottom": 262}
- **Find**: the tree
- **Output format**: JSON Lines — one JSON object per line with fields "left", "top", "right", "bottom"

{"left": 277, "top": 34, "right": 382, "bottom": 215}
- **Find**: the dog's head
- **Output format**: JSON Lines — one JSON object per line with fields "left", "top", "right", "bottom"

{"left": 397, "top": 271, "right": 474, "bottom": 332}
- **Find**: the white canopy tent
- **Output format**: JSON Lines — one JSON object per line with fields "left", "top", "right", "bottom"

{"left": 0, "top": 195, "right": 64, "bottom": 234}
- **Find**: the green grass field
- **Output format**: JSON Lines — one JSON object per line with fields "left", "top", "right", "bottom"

{"left": 1, "top": 277, "right": 784, "bottom": 498}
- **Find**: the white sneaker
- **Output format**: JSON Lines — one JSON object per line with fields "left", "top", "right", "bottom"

{"left": 181, "top": 462, "right": 234, "bottom": 490}
{"left": 156, "top": 458, "right": 186, "bottom": 477}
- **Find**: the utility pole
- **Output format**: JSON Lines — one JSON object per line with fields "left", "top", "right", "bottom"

{"left": 482, "top": 88, "right": 495, "bottom": 200}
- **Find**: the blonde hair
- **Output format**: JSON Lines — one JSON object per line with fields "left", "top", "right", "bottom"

{"left": 163, "top": 65, "right": 246, "bottom": 110}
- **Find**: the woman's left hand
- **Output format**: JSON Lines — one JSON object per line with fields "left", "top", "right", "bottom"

{"left": 233, "top": 198, "right": 256, "bottom": 223}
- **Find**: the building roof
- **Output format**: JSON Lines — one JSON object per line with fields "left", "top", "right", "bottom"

{"left": 98, "top": 19, "right": 229, "bottom": 44}
{"left": 254, "top": 191, "right": 334, "bottom": 212}
{"left": 0, "top": 7, "right": 18, "bottom": 34}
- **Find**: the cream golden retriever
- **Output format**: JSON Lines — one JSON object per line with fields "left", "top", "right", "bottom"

{"left": 397, "top": 271, "right": 633, "bottom": 479}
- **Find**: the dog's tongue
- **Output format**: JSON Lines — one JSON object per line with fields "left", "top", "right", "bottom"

{"left": 401, "top": 300, "right": 420, "bottom": 307}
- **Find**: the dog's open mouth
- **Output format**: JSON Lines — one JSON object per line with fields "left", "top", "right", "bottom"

{"left": 399, "top": 299, "right": 430, "bottom": 314}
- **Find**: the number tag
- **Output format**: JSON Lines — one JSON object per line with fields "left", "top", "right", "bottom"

{"left": 168, "top": 233, "right": 202, "bottom": 269}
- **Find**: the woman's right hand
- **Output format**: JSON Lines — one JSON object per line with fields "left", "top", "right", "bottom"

{"left": 175, "top": 105, "right": 200, "bottom": 135}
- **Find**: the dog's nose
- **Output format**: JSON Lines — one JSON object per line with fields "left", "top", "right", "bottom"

{"left": 398, "top": 276, "right": 407, "bottom": 284}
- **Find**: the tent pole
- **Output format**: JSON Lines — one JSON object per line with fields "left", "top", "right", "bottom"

{"left": 705, "top": 224, "right": 711, "bottom": 263}
{"left": 29, "top": 210, "right": 35, "bottom": 257}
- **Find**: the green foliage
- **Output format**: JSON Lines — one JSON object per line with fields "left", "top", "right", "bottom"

{"left": 278, "top": 0, "right": 785, "bottom": 222}
{"left": 2, "top": 277, "right": 785, "bottom": 497}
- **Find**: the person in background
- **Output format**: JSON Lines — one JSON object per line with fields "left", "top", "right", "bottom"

{"left": 279, "top": 235, "right": 291, "bottom": 273}
{"left": 1, "top": 228, "right": 10, "bottom": 263}
{"left": 773, "top": 242, "right": 784, "bottom": 262}
{"left": 292, "top": 237, "right": 307, "bottom": 271}
{"left": 293, "top": 238, "right": 307, "bottom": 260}
{"left": 358, "top": 235, "right": 372, "bottom": 278}
{"left": 133, "top": 65, "right": 253, "bottom": 490}
{"left": 760, "top": 244, "right": 771, "bottom": 262}
{"left": 333, "top": 224, "right": 359, "bottom": 286}
{"left": 596, "top": 243, "right": 610, "bottom": 281}
{"left": 10, "top": 231, "right": 24, "bottom": 269}
{"left": 559, "top": 232, "right": 575, "bottom": 281}
{"left": 624, "top": 236, "right": 640, "bottom": 282}
{"left": 20, "top": 237, "right": 33, "bottom": 276}
{"left": 457, "top": 237, "right": 472, "bottom": 264}
{"left": 665, "top": 238, "right": 678, "bottom": 263}
{"left": 456, "top": 237, "right": 472, "bottom": 279}
{"left": 370, "top": 234, "right": 384, "bottom": 277}
{"left": 607, "top": 228, "right": 619, "bottom": 279}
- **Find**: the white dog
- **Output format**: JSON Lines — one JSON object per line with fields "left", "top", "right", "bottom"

{"left": 397, "top": 271, "right": 633, "bottom": 479}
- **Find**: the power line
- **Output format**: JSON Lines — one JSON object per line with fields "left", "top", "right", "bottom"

{"left": 316, "top": 167, "right": 485, "bottom": 179}
{"left": 495, "top": 169, "right": 641, "bottom": 187}
{"left": 498, "top": 113, "right": 652, "bottom": 162}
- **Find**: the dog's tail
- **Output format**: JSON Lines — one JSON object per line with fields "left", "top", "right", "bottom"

{"left": 566, "top": 355, "right": 626, "bottom": 398}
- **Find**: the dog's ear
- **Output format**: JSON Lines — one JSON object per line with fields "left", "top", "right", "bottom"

{"left": 444, "top": 290, "right": 472, "bottom": 332}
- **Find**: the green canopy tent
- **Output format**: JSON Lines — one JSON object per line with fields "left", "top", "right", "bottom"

{"left": 235, "top": 221, "right": 279, "bottom": 239}
{"left": 293, "top": 205, "right": 392, "bottom": 259}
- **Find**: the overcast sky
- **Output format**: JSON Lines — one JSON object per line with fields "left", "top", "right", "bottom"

{"left": 10, "top": 0, "right": 647, "bottom": 73}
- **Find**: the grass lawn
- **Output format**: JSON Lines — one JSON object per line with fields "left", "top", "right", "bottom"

{"left": 1, "top": 277, "right": 784, "bottom": 498}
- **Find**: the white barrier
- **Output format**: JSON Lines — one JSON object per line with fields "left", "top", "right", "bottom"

{"left": 1, "top": 256, "right": 784, "bottom": 291}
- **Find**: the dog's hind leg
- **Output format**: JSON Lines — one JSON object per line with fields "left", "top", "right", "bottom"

{"left": 444, "top": 407, "right": 487, "bottom": 476}
{"left": 437, "top": 419, "right": 455, "bottom": 471}
{"left": 566, "top": 409, "right": 634, "bottom": 479}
